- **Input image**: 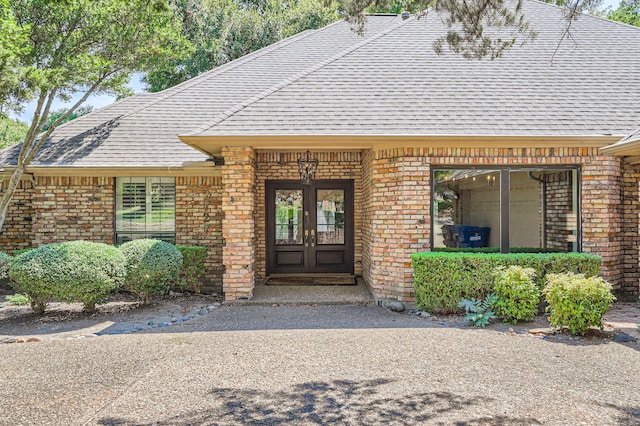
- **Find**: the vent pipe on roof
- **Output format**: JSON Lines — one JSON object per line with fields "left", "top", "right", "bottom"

{"left": 401, "top": 11, "right": 410, "bottom": 20}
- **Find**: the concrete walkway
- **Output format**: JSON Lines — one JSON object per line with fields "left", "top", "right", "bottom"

{"left": 0, "top": 304, "right": 638, "bottom": 425}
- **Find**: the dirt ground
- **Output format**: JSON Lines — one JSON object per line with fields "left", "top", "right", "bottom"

{"left": 0, "top": 283, "right": 222, "bottom": 340}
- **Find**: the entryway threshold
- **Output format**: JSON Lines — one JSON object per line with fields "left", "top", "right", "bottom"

{"left": 226, "top": 277, "right": 375, "bottom": 306}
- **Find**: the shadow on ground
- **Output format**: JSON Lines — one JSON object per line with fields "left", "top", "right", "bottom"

{"left": 97, "top": 378, "right": 542, "bottom": 425}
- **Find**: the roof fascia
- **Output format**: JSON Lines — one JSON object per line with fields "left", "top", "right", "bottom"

{"left": 179, "top": 134, "right": 620, "bottom": 155}
{"left": 1, "top": 165, "right": 221, "bottom": 178}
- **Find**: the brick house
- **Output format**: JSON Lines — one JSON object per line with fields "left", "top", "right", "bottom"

{"left": 1, "top": 1, "right": 640, "bottom": 301}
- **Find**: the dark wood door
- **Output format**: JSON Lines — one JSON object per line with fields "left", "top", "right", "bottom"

{"left": 266, "top": 180, "right": 354, "bottom": 274}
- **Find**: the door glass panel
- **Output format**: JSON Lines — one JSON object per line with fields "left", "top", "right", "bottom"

{"left": 275, "top": 190, "right": 303, "bottom": 245}
{"left": 316, "top": 189, "right": 345, "bottom": 245}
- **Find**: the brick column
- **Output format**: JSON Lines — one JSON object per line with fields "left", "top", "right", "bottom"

{"left": 221, "top": 147, "right": 256, "bottom": 300}
{"left": 582, "top": 156, "right": 623, "bottom": 288}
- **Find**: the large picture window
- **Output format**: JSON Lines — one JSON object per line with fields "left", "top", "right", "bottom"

{"left": 432, "top": 167, "right": 579, "bottom": 252}
{"left": 115, "top": 177, "right": 176, "bottom": 244}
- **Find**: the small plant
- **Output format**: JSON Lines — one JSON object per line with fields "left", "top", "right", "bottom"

{"left": 175, "top": 245, "right": 207, "bottom": 293}
{"left": 458, "top": 294, "right": 498, "bottom": 327}
{"left": 544, "top": 273, "right": 616, "bottom": 335}
{"left": 120, "top": 239, "right": 183, "bottom": 304}
{"left": 493, "top": 266, "right": 540, "bottom": 324}
{"left": 0, "top": 252, "right": 12, "bottom": 280}
{"left": 5, "top": 293, "right": 29, "bottom": 306}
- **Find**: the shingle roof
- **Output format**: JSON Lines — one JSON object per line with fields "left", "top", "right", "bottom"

{"left": 2, "top": 1, "right": 640, "bottom": 168}
{"left": 194, "top": 1, "right": 640, "bottom": 138}
{"left": 0, "top": 16, "right": 400, "bottom": 168}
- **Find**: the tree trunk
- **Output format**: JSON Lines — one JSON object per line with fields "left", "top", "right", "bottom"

{"left": 0, "top": 166, "right": 26, "bottom": 235}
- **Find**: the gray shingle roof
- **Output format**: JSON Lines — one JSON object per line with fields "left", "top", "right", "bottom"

{"left": 0, "top": 16, "right": 400, "bottom": 168}
{"left": 2, "top": 1, "right": 640, "bottom": 168}
{"left": 194, "top": 1, "right": 640, "bottom": 138}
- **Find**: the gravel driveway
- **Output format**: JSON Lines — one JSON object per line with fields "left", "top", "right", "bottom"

{"left": 0, "top": 304, "right": 638, "bottom": 425}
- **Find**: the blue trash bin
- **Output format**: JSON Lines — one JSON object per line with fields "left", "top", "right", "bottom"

{"left": 459, "top": 226, "right": 490, "bottom": 248}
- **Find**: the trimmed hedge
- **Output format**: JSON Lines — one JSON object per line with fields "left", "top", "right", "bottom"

{"left": 411, "top": 252, "right": 601, "bottom": 313}
{"left": 433, "top": 247, "right": 562, "bottom": 254}
{"left": 176, "top": 245, "right": 207, "bottom": 293}
{"left": 8, "top": 241, "right": 126, "bottom": 313}
{"left": 120, "top": 239, "right": 182, "bottom": 304}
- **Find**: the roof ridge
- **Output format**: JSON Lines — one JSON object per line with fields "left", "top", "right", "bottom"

{"left": 187, "top": 14, "right": 411, "bottom": 136}
{"left": 112, "top": 22, "right": 349, "bottom": 121}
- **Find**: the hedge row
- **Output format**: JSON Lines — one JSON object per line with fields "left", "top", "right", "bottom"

{"left": 411, "top": 252, "right": 601, "bottom": 312}
{"left": 433, "top": 247, "right": 562, "bottom": 254}
{"left": 4, "top": 240, "right": 207, "bottom": 314}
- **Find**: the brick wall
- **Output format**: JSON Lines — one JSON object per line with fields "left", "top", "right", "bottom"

{"left": 364, "top": 149, "right": 431, "bottom": 301}
{"left": 360, "top": 147, "right": 634, "bottom": 301}
{"left": 175, "top": 176, "right": 223, "bottom": 293}
{"left": 620, "top": 162, "right": 640, "bottom": 300}
{"left": 254, "top": 151, "right": 363, "bottom": 280}
{"left": 32, "top": 176, "right": 114, "bottom": 246}
{"left": 544, "top": 171, "right": 577, "bottom": 252}
{"left": 0, "top": 177, "right": 34, "bottom": 252}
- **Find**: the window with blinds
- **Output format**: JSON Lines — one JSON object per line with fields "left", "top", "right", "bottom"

{"left": 115, "top": 177, "right": 176, "bottom": 244}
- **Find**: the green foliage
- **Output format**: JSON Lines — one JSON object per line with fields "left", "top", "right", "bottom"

{"left": 12, "top": 248, "right": 33, "bottom": 256}
{"left": 607, "top": 0, "right": 640, "bottom": 27}
{"left": 0, "top": 0, "right": 30, "bottom": 110}
{"left": 8, "top": 241, "right": 126, "bottom": 313}
{"left": 433, "top": 247, "right": 561, "bottom": 253}
{"left": 5, "top": 293, "right": 28, "bottom": 305}
{"left": 176, "top": 245, "right": 208, "bottom": 293}
{"left": 41, "top": 105, "right": 94, "bottom": 132}
{"left": 458, "top": 294, "right": 497, "bottom": 327}
{"left": 544, "top": 273, "right": 616, "bottom": 335}
{"left": 144, "top": 0, "right": 339, "bottom": 91}
{"left": 493, "top": 266, "right": 540, "bottom": 324}
{"left": 120, "top": 239, "right": 183, "bottom": 304}
{"left": 0, "top": 114, "right": 27, "bottom": 149}
{"left": 0, "top": 0, "right": 191, "bottom": 236}
{"left": 412, "top": 252, "right": 601, "bottom": 312}
{"left": 0, "top": 251, "right": 11, "bottom": 280}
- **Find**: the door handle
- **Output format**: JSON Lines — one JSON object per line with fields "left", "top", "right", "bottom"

{"left": 310, "top": 229, "right": 315, "bottom": 247}
{"left": 304, "top": 229, "right": 309, "bottom": 247}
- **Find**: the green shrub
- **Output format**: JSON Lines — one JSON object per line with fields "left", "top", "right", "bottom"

{"left": 13, "top": 248, "right": 33, "bottom": 256}
{"left": 493, "top": 266, "right": 540, "bottom": 324}
{"left": 544, "top": 273, "right": 616, "bottom": 335}
{"left": 9, "top": 241, "right": 126, "bottom": 313}
{"left": 120, "top": 239, "right": 182, "bottom": 304}
{"left": 5, "top": 293, "right": 29, "bottom": 306}
{"left": 176, "top": 245, "right": 207, "bottom": 293}
{"left": 0, "top": 252, "right": 12, "bottom": 280}
{"left": 411, "top": 252, "right": 601, "bottom": 312}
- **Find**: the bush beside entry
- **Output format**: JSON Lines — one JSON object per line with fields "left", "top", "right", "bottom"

{"left": 411, "top": 252, "right": 601, "bottom": 313}
{"left": 175, "top": 245, "right": 207, "bottom": 293}
{"left": 8, "top": 241, "right": 126, "bottom": 314}
{"left": 544, "top": 273, "right": 616, "bottom": 335}
{"left": 120, "top": 239, "right": 182, "bottom": 304}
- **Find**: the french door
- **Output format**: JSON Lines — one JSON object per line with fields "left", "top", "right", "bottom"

{"left": 266, "top": 180, "right": 354, "bottom": 274}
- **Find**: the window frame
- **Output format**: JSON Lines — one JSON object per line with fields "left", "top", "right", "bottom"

{"left": 114, "top": 177, "right": 176, "bottom": 245}
{"left": 430, "top": 165, "right": 581, "bottom": 253}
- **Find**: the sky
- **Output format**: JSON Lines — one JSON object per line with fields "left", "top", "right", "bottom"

{"left": 10, "top": 0, "right": 624, "bottom": 123}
